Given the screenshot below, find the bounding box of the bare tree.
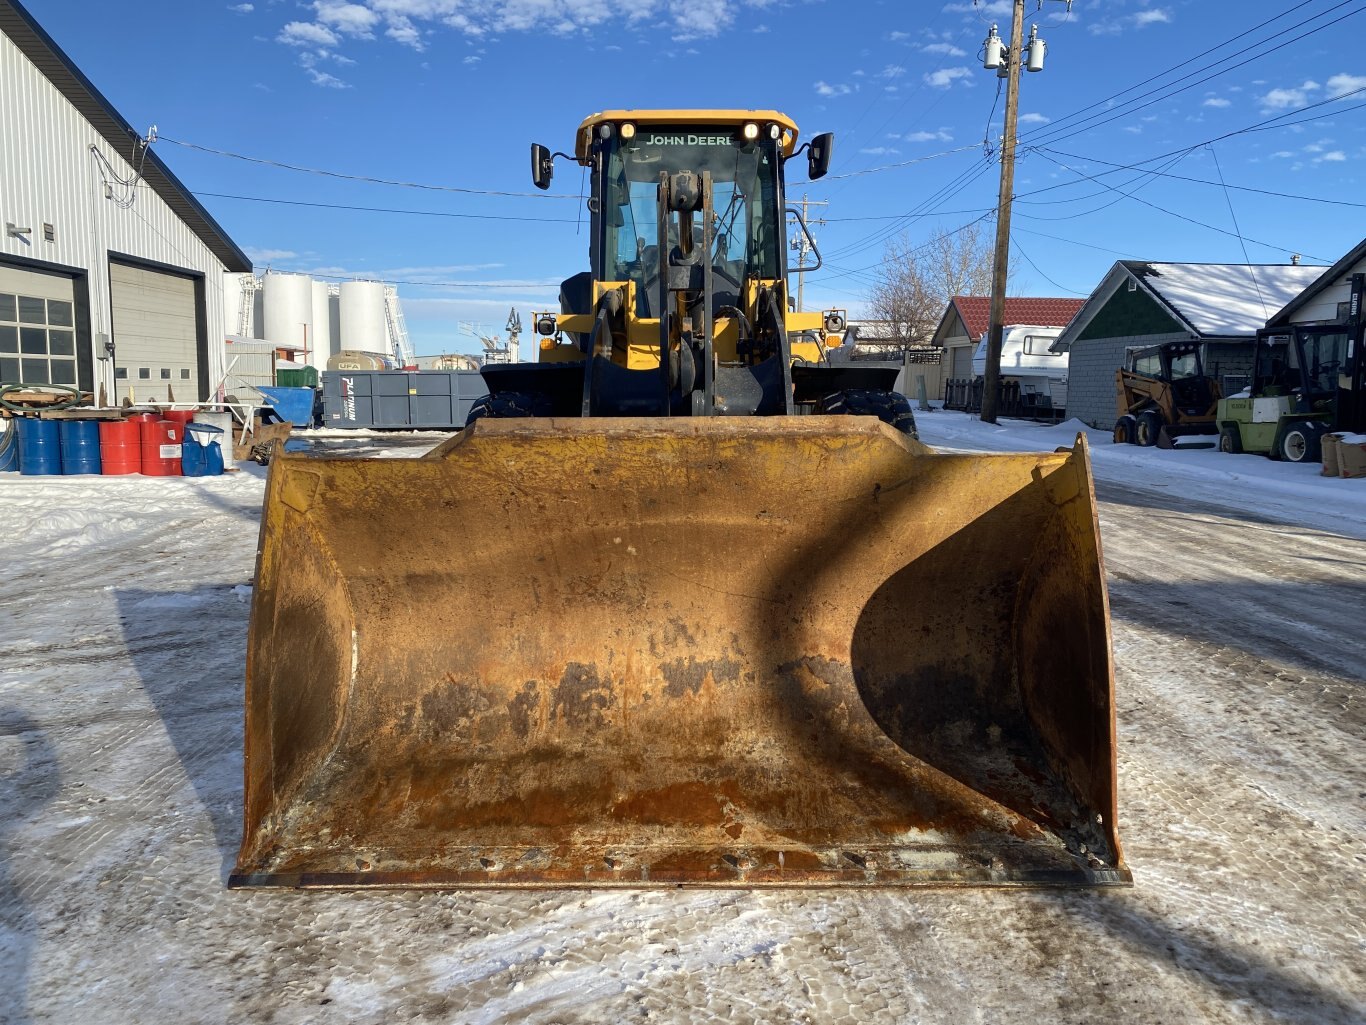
[867,223,995,345]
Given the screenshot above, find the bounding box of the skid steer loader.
[232,111,1128,889]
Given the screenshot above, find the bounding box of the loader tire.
[820,389,919,439]
[465,391,553,426]
[1218,426,1242,454]
[1113,415,1137,444]
[1135,410,1163,447]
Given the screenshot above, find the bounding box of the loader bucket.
[232,418,1128,889]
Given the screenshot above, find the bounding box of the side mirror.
[531,143,553,190]
[807,132,834,181]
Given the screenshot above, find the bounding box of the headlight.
[620,122,636,140]
[768,124,781,140]
[742,122,759,141]
[824,312,846,333]
[536,314,557,336]
[597,123,612,139]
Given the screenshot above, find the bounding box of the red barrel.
[161,409,195,429]
[140,419,182,476]
[98,419,141,475]
[126,412,158,423]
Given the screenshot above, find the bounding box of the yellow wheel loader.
[233,111,1129,889]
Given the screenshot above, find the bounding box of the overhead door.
[951,343,974,379]
[110,262,199,403]
[0,264,78,389]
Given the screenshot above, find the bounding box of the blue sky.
[22,0,1366,356]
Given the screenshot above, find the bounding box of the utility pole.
[979,1,1064,423]
[789,194,827,311]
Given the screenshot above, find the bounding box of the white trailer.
[972,325,1069,409]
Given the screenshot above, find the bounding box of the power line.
[1012,87,1366,206]
[820,158,996,261]
[306,271,562,290]
[1014,149,1196,222]
[1012,225,1139,259]
[1207,144,1270,320]
[1023,2,1366,148]
[1034,147,1366,208]
[191,190,579,223]
[156,135,583,200]
[1029,149,1332,260]
[813,143,980,182]
[1009,234,1088,296]
[1018,0,1335,143]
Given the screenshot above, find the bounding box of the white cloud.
[1325,73,1366,99]
[922,42,966,56]
[244,247,298,262]
[924,67,971,88]
[306,68,349,88]
[814,80,852,97]
[946,1,1010,14]
[904,128,953,142]
[277,21,339,47]
[313,1,379,37]
[463,55,480,65]
[1318,150,1347,161]
[1260,80,1320,110]
[889,30,910,41]
[298,49,353,69]
[272,0,780,66]
[1202,98,1231,108]
[879,64,906,79]
[859,147,900,155]
[1134,9,1171,27]
[228,3,254,13]
[1270,150,1295,158]
[1019,112,1049,124]
[386,18,423,49]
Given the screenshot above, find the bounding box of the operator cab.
[600,125,782,316]
[532,112,832,319]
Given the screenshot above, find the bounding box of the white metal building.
[0,0,251,404]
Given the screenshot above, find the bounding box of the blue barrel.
[59,420,103,475]
[0,419,17,472]
[17,417,61,475]
[182,422,225,477]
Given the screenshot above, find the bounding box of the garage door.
[0,264,78,389]
[951,344,974,379]
[110,262,199,403]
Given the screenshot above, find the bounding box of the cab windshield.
[1290,329,1348,393]
[601,127,782,301]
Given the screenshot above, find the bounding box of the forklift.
[1216,272,1366,463]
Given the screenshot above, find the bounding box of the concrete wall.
[0,29,231,401]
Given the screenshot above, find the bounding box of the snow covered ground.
[917,409,1366,541]
[1,414,1362,1024]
